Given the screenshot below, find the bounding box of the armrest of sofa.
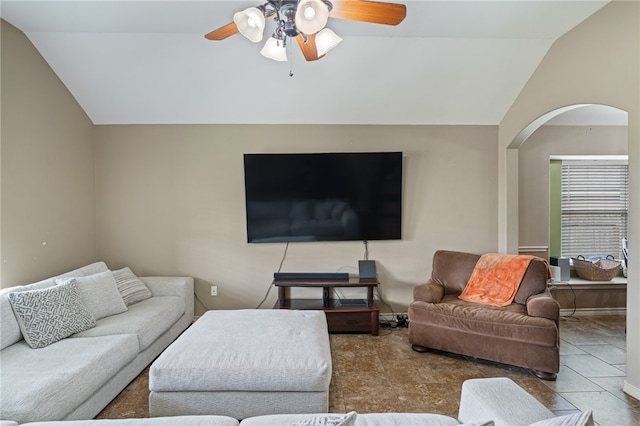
[458,377,556,426]
[140,276,195,322]
[413,281,444,303]
[526,290,560,324]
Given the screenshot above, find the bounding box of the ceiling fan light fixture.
[260,37,288,62]
[315,28,342,57]
[205,0,406,62]
[233,7,266,42]
[295,0,330,35]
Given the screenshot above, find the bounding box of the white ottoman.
[149,309,332,420]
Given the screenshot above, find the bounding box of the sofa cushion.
[73,295,185,351]
[0,286,26,350]
[431,250,481,294]
[529,410,593,426]
[291,200,312,219]
[56,271,128,320]
[430,251,547,305]
[411,295,558,347]
[289,412,356,426]
[8,281,96,349]
[20,416,240,426]
[514,258,549,305]
[113,267,152,306]
[240,413,461,426]
[0,262,108,350]
[23,261,110,292]
[0,334,138,423]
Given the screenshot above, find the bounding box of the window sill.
[550,276,627,290]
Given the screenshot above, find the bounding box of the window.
[559,157,628,260]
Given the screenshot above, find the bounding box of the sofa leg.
[532,370,557,381]
[411,344,431,353]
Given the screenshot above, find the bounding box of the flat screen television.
[243,152,403,243]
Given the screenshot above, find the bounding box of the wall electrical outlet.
[210,285,218,297]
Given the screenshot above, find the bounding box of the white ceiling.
[2,0,625,126]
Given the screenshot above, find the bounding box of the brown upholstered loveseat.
[408,250,560,380]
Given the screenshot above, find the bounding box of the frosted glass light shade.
[316,28,342,56]
[233,7,266,42]
[295,0,329,35]
[260,37,288,61]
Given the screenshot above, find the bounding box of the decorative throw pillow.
[56,270,127,320]
[8,281,96,349]
[529,410,593,426]
[112,267,152,306]
[288,412,357,426]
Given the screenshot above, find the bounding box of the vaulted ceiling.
[2,1,619,125]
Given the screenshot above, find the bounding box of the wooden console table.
[273,277,380,335]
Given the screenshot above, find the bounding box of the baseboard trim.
[560,307,626,317]
[623,380,640,400]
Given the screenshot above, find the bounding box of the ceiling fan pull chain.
[289,44,295,77]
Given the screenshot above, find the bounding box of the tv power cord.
[379,314,409,329]
[396,314,409,328]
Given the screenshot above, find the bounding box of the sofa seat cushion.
[410,295,558,347]
[73,296,185,351]
[0,335,138,423]
[20,416,240,426]
[240,413,461,426]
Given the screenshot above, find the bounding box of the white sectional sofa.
[0,262,194,424]
[0,378,593,426]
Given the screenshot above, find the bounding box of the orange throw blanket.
[458,253,548,307]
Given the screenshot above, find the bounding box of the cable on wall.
[359,239,404,329]
[560,281,579,321]
[256,242,289,309]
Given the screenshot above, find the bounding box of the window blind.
[560,160,628,259]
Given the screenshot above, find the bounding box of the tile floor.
[98,315,639,425]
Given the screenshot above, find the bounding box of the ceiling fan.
[204,0,406,62]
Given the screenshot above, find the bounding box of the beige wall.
[499,1,640,399]
[519,125,628,248]
[93,124,498,314]
[0,16,499,314]
[0,20,96,287]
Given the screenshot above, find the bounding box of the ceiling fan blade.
[204,22,239,40]
[330,0,406,26]
[296,34,322,61]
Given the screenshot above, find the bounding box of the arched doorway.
[506,104,638,404]
[516,104,628,262]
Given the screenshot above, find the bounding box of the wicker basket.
[572,255,621,281]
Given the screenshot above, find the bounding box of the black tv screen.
[244,152,403,243]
